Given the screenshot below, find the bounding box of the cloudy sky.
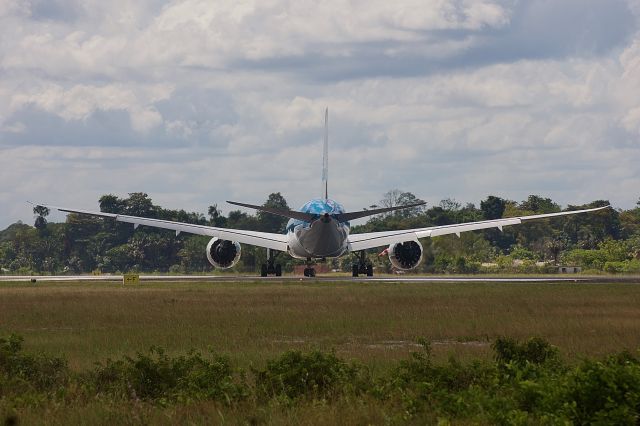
[1,0,639,228]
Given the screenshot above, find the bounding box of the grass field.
[3,278,640,425]
[2,278,640,370]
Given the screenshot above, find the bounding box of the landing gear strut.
[352,251,373,277]
[260,249,282,277]
[303,258,316,277]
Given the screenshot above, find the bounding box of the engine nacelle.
[388,240,423,270]
[206,238,241,269]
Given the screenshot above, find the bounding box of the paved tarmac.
[0,274,616,283]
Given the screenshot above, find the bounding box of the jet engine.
[388,240,423,270]
[206,238,241,269]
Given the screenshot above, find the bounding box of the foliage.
[508,246,538,261]
[563,239,635,271]
[87,346,246,404]
[5,333,640,424]
[253,350,364,401]
[561,353,640,424]
[0,334,69,394]
[257,192,290,233]
[492,336,560,366]
[480,195,506,220]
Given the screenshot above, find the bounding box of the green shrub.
[253,350,364,401]
[510,246,538,261]
[88,346,246,404]
[4,333,640,424]
[382,339,495,419]
[561,353,640,424]
[0,334,69,393]
[603,259,640,273]
[492,336,559,366]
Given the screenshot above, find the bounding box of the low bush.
[253,349,365,401]
[492,336,560,366]
[0,334,69,394]
[603,259,640,273]
[87,346,246,404]
[561,352,640,424]
[3,334,640,424]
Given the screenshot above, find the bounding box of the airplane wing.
[347,206,610,252]
[38,204,289,252]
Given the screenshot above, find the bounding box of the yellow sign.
[123,274,140,285]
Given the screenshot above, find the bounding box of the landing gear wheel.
[303,267,316,277]
[261,249,282,277]
[352,264,359,277]
[353,251,374,278]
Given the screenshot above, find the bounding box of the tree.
[380,189,403,210]
[620,208,640,238]
[227,210,259,231]
[379,189,426,218]
[562,200,620,248]
[439,198,461,212]
[481,196,514,251]
[99,194,125,214]
[124,193,156,217]
[396,192,426,218]
[33,205,50,234]
[178,235,210,272]
[480,196,506,220]
[257,192,290,233]
[518,195,560,214]
[208,204,227,227]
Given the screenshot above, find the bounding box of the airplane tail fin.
[322,107,328,200]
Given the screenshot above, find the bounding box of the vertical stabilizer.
[322,107,329,200]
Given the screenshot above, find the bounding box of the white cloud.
[6,83,172,133]
[1,0,640,228]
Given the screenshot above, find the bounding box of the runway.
[0,274,623,283]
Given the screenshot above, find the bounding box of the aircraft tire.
[366,264,373,277]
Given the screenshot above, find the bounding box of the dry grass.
[1,279,640,370]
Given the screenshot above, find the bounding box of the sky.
[1,0,640,229]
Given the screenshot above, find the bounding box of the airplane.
[36,108,610,277]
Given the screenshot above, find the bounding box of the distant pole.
[322,107,329,200]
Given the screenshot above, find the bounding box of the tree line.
[1,191,639,274]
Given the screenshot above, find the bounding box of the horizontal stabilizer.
[226,201,316,222]
[335,202,427,222]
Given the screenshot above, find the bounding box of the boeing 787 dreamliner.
[37,109,609,277]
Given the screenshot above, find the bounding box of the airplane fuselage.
[286,198,350,259]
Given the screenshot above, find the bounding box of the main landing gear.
[352,251,373,277]
[303,258,316,277]
[260,249,282,277]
